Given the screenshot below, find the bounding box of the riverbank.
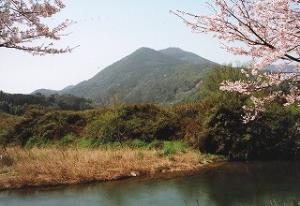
[0,147,223,191]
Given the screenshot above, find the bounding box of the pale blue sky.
[0,0,245,94]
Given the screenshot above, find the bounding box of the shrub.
[0,129,8,145]
[25,136,49,148]
[86,110,121,144]
[76,138,94,148]
[86,104,181,144]
[109,141,123,149]
[160,141,188,156]
[160,142,177,156]
[204,96,245,158]
[117,104,181,142]
[147,140,162,149]
[204,101,300,160]
[131,139,147,148]
[59,134,77,146]
[244,104,300,160]
[8,111,87,146]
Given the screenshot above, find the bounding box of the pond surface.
[1,162,300,206]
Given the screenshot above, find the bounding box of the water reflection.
[1,162,300,206]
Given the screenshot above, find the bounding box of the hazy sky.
[0,0,245,94]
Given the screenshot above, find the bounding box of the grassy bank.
[0,147,222,190]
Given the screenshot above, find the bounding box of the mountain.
[0,91,92,115]
[159,47,216,65]
[61,85,75,93]
[33,47,217,104]
[33,89,58,96]
[267,65,297,72]
[33,85,74,96]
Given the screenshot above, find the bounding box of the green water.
[1,162,300,206]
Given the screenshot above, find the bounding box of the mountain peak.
[33,47,217,103]
[133,47,157,54]
[161,47,184,52]
[121,47,184,67]
[127,47,162,60]
[159,47,215,65]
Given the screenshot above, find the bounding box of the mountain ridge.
[33,47,217,103]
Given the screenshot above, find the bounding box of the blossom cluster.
[0,0,71,55]
[173,0,300,123]
[173,0,300,69]
[220,69,300,123]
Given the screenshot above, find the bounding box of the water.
[1,162,300,206]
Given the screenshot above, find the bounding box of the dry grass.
[0,113,23,130]
[0,147,219,190]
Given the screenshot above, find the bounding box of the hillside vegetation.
[2,65,300,161]
[34,47,217,104]
[0,91,92,115]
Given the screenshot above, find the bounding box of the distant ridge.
[159,47,215,65]
[33,47,217,103]
[33,85,75,96]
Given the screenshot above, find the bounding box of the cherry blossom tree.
[173,0,300,69]
[220,68,300,123]
[173,0,300,123]
[0,0,72,55]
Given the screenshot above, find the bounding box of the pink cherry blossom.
[174,0,300,123]
[173,0,300,69]
[0,0,72,55]
[220,69,300,123]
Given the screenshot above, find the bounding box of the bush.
[0,129,8,145]
[86,104,181,144]
[131,139,147,148]
[173,103,204,146]
[118,104,181,141]
[245,105,300,160]
[160,142,177,156]
[25,136,49,148]
[147,140,162,149]
[86,110,121,144]
[8,111,87,146]
[160,141,187,156]
[204,101,300,160]
[59,134,77,146]
[76,138,94,148]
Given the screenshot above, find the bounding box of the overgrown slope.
[34,47,217,104]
